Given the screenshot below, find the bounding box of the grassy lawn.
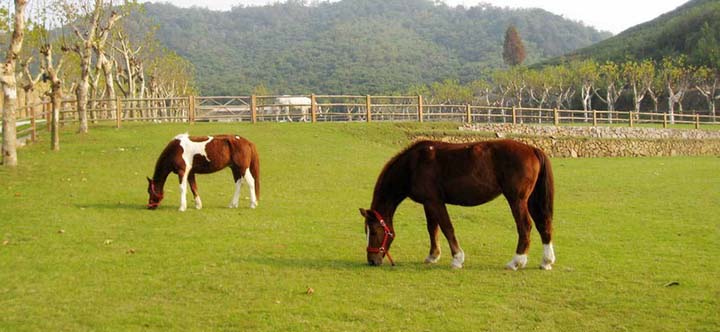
[1,122,718,331]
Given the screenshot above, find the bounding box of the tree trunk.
[50,83,62,151]
[1,0,28,167]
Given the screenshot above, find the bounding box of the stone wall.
[412,124,720,158]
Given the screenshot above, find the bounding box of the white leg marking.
[541,243,556,270]
[178,180,187,212]
[506,254,528,271]
[194,195,202,210]
[451,251,465,269]
[229,179,242,208]
[424,253,441,264]
[244,168,257,209]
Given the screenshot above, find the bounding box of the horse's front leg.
[425,202,464,269]
[423,205,441,264]
[188,173,202,210]
[178,168,190,212]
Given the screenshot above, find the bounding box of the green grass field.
[1,122,718,331]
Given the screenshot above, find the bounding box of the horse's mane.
[372,140,433,205]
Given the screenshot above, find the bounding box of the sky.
[147,0,690,34]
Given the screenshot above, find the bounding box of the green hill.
[137,0,610,95]
[551,0,720,66]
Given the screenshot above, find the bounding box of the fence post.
[311,94,317,123]
[512,106,517,124]
[663,114,668,128]
[553,108,559,126]
[695,114,700,129]
[366,95,372,123]
[592,110,597,126]
[188,95,195,123]
[466,104,472,123]
[417,95,424,123]
[116,96,122,128]
[251,95,257,124]
[629,112,634,127]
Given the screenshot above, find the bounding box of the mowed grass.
[1,122,718,331]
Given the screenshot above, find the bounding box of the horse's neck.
[371,155,409,224]
[152,162,173,192]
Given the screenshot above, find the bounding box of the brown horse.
[147,133,260,211]
[360,139,555,270]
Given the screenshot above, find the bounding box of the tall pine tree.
[503,25,526,67]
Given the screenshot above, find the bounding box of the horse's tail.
[529,148,554,244]
[250,142,260,200]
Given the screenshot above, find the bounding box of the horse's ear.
[147,177,152,183]
[359,208,369,218]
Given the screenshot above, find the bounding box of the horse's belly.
[443,182,501,206]
[445,190,500,206]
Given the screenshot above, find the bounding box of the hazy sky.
[148,0,690,34]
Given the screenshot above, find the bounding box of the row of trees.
[1,0,198,166]
[408,57,719,122]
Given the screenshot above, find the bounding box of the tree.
[661,56,693,123]
[1,0,29,167]
[694,66,718,117]
[594,61,625,122]
[502,25,526,67]
[622,60,655,112]
[573,60,599,121]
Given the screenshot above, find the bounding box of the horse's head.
[146,177,164,209]
[360,208,395,266]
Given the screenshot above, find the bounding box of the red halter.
[366,210,395,266]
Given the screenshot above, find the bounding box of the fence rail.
[3,94,719,147]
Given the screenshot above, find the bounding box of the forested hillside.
[137,0,610,95]
[552,0,719,66]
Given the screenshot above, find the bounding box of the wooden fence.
[4,94,720,146]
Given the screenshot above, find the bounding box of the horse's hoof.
[424,255,440,264]
[451,251,465,269]
[506,254,528,271]
[250,202,258,209]
[228,203,238,208]
[178,207,186,212]
[539,263,553,270]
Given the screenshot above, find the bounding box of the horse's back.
[406,140,543,206]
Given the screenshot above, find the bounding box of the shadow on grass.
[75,203,148,211]
[239,255,504,272]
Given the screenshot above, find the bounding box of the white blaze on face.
[365,224,370,248]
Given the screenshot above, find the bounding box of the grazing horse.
[360,139,555,270]
[147,133,260,211]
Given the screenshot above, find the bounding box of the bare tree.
[695,66,718,117]
[1,0,28,167]
[39,44,66,151]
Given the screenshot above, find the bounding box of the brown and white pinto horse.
[360,139,555,270]
[147,133,260,211]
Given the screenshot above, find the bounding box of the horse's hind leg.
[529,200,555,270]
[188,173,202,210]
[243,167,258,209]
[423,206,442,264]
[425,202,464,268]
[506,198,532,270]
[228,167,243,208]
